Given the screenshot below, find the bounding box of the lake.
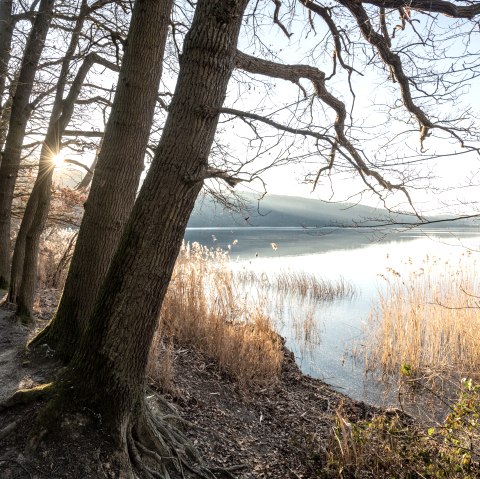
[184,226,480,410]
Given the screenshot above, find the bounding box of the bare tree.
[1,0,479,477]
[31,0,174,349]
[0,0,53,289]
[7,0,120,317]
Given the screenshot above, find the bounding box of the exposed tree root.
[0,420,19,440]
[126,395,221,479]
[0,384,243,479]
[0,383,54,412]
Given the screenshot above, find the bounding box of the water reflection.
[185,226,480,411]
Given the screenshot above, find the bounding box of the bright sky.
[54,3,480,218]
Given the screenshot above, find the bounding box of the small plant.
[323,380,480,478]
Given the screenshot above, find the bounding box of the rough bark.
[0,0,54,289]
[0,0,14,123]
[38,0,249,475]
[9,51,118,315]
[0,72,16,152]
[32,0,173,356]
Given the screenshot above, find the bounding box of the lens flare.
[51,151,65,168]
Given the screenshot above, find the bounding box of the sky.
[54,2,480,218]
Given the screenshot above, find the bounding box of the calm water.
[184,226,480,408]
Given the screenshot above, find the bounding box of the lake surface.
[184,226,480,409]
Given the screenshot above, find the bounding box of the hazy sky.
[54,3,480,217]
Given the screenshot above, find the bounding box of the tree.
[24,1,249,476]
[3,0,480,477]
[31,0,174,354]
[7,0,120,317]
[0,0,14,121]
[0,0,54,289]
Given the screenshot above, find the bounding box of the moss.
[0,382,55,412]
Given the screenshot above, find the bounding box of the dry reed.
[159,242,283,387]
[366,251,480,379]
[234,269,354,302]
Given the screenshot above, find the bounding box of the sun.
[51,150,66,168]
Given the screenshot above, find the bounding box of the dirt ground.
[0,295,377,479]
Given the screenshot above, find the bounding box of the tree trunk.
[9,49,117,315]
[75,138,102,191]
[32,0,173,356]
[0,72,16,152]
[0,0,14,124]
[41,0,249,474]
[0,0,54,289]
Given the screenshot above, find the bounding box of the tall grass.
[157,242,283,387]
[153,242,355,388]
[234,269,354,302]
[366,251,480,379]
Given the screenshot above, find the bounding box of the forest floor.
[0,290,379,478]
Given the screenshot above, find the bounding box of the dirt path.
[0,300,56,404]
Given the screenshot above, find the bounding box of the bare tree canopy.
[0,0,479,477]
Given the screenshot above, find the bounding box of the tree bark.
[0,73,15,153]
[0,0,14,124]
[75,138,102,191]
[8,50,118,316]
[43,0,249,472]
[0,0,54,289]
[32,0,173,356]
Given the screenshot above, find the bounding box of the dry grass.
[366,251,480,379]
[234,268,354,302]
[38,227,77,289]
[158,242,284,387]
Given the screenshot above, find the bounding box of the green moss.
[1,382,55,411]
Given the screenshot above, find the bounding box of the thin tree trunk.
[0,74,15,153]
[9,50,118,315]
[0,0,14,122]
[75,138,102,191]
[0,0,54,289]
[32,0,173,356]
[42,1,249,472]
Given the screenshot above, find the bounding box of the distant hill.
[188,193,427,228]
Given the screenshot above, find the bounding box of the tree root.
[0,459,33,478]
[0,383,54,412]
[1,383,244,478]
[125,394,237,479]
[0,420,19,440]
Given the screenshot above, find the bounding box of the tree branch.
[235,50,422,216]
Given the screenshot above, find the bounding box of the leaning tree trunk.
[38,0,249,475]
[0,0,54,289]
[0,72,16,152]
[32,0,173,356]
[75,138,101,190]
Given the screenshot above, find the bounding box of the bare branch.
[235,50,422,216]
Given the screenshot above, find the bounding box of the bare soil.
[0,295,377,478]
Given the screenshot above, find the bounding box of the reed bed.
[366,251,480,379]
[157,242,283,387]
[150,242,355,388]
[234,269,354,302]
